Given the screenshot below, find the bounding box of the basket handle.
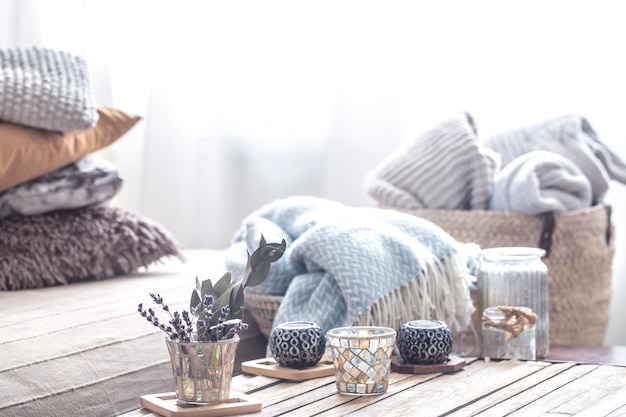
[539,205,613,258]
[539,212,555,257]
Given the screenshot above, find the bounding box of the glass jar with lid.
[478,247,549,358]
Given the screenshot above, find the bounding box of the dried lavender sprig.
[151,293,173,316]
[224,321,248,339]
[138,303,181,340]
[218,306,230,324]
[139,294,249,342]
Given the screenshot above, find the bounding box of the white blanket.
[489,151,593,214]
[484,114,626,204]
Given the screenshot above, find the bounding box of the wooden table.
[124,355,626,417]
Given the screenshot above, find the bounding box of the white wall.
[1,0,624,345]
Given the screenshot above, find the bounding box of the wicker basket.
[244,292,284,338]
[386,204,615,346]
[245,205,615,346]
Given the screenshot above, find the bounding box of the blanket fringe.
[353,251,475,334]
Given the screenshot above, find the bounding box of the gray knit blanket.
[485,114,626,205]
[364,113,500,210]
[489,150,593,214]
[227,196,475,333]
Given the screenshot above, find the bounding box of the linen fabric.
[364,113,501,210]
[0,47,98,132]
[484,114,626,204]
[489,151,593,215]
[0,205,183,290]
[0,154,123,218]
[226,196,475,334]
[0,105,140,192]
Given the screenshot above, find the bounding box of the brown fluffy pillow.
[0,206,184,290]
[0,105,140,192]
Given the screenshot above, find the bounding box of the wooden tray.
[391,355,466,374]
[140,391,261,417]
[241,357,335,381]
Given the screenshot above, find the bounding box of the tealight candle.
[269,321,325,368]
[397,320,453,365]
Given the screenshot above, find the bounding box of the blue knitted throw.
[226,196,475,333]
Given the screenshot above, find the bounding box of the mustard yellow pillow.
[0,106,140,192]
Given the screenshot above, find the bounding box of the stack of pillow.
[0,47,182,290]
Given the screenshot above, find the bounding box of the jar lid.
[481,247,546,262]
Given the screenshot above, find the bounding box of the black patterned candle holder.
[397,320,453,365]
[269,321,326,368]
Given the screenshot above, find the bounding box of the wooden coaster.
[140,391,261,417]
[241,357,335,381]
[391,355,466,374]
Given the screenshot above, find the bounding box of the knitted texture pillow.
[0,154,123,218]
[0,206,184,290]
[0,105,140,192]
[0,47,98,132]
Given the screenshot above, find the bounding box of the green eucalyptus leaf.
[184,236,287,335]
[210,290,233,326]
[228,308,243,319]
[241,240,285,288]
[244,262,271,288]
[200,278,213,300]
[229,286,245,319]
[230,307,243,321]
[258,242,286,263]
[190,290,201,316]
[249,248,262,270]
[213,272,232,298]
[230,285,244,310]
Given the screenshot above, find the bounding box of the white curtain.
[2,0,625,344]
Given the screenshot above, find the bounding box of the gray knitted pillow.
[0,154,123,218]
[0,47,98,132]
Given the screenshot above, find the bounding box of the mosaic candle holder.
[397,320,452,365]
[165,335,239,404]
[326,326,396,395]
[269,321,326,368]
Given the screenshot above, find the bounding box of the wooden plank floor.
[122,357,626,416]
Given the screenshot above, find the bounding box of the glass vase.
[165,334,239,404]
[478,247,549,358]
